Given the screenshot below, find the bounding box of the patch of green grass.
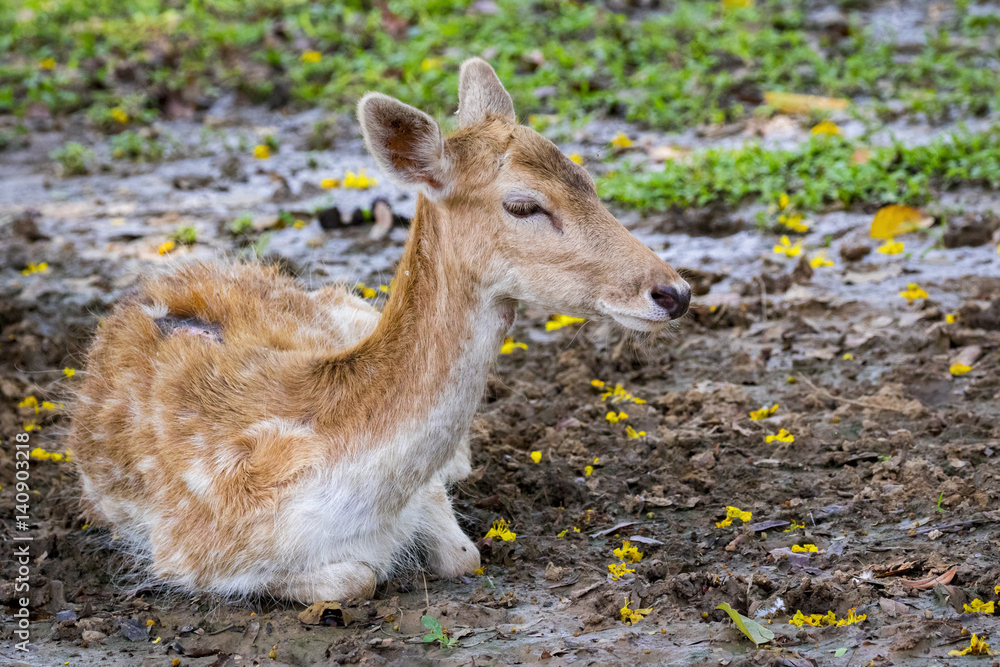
[50,141,95,176]
[170,225,197,246]
[229,213,254,236]
[598,125,1000,212]
[1,1,998,130]
[110,130,164,161]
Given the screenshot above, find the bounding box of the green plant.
[50,141,95,176]
[171,225,197,246]
[599,126,1000,213]
[2,1,997,130]
[230,213,254,236]
[111,131,164,161]
[421,615,457,648]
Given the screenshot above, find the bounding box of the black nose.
[650,284,691,319]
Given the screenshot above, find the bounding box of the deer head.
[358,58,690,332]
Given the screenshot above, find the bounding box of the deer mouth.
[597,302,671,333]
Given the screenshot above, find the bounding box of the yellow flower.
[789,610,838,627]
[293,219,306,230]
[40,58,56,70]
[606,411,628,423]
[600,382,646,404]
[591,379,606,388]
[614,541,644,563]
[722,0,753,8]
[610,132,632,149]
[625,425,646,439]
[545,314,586,331]
[995,585,1000,595]
[110,107,129,124]
[779,214,809,234]
[473,566,485,575]
[63,367,75,378]
[899,282,928,302]
[963,599,995,614]
[320,178,340,189]
[809,252,834,268]
[19,396,39,414]
[420,57,442,72]
[876,239,904,255]
[343,170,377,189]
[608,562,636,581]
[749,404,778,421]
[252,145,271,160]
[810,120,841,136]
[301,50,322,63]
[568,153,584,164]
[30,447,67,462]
[945,313,956,324]
[765,428,794,444]
[484,518,516,542]
[584,465,594,477]
[530,451,542,464]
[950,363,972,376]
[870,205,931,240]
[782,520,805,532]
[949,633,995,657]
[773,235,802,257]
[379,284,390,293]
[716,506,752,528]
[791,544,818,553]
[557,529,568,538]
[778,193,789,210]
[21,262,49,276]
[500,337,528,354]
[158,241,175,255]
[24,421,39,432]
[41,401,56,411]
[842,353,854,361]
[620,596,652,624]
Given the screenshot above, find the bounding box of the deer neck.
[302,194,512,496]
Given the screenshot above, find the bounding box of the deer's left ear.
[358,92,451,196]
[458,58,515,127]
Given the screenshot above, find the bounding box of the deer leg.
[437,433,472,484]
[419,479,480,577]
[282,561,376,603]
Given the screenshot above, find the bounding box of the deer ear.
[457,58,515,128]
[358,92,451,195]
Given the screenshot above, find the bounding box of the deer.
[69,59,691,603]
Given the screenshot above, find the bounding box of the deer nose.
[650,283,691,320]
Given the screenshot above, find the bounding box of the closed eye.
[503,200,545,218]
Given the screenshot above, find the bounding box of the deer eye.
[503,200,544,219]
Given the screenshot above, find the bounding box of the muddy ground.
[3,60,1000,667]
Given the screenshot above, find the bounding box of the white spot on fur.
[140,302,168,319]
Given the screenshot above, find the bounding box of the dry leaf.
[870,205,934,240]
[902,566,957,590]
[298,601,352,626]
[763,92,850,114]
[647,144,691,162]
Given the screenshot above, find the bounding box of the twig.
[798,376,906,412]
[423,572,430,611]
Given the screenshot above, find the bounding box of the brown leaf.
[298,601,352,626]
[901,566,957,590]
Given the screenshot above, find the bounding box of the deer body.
[71,60,690,601]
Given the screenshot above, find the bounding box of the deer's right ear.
[358,92,450,197]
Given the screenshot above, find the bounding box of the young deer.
[70,59,690,602]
